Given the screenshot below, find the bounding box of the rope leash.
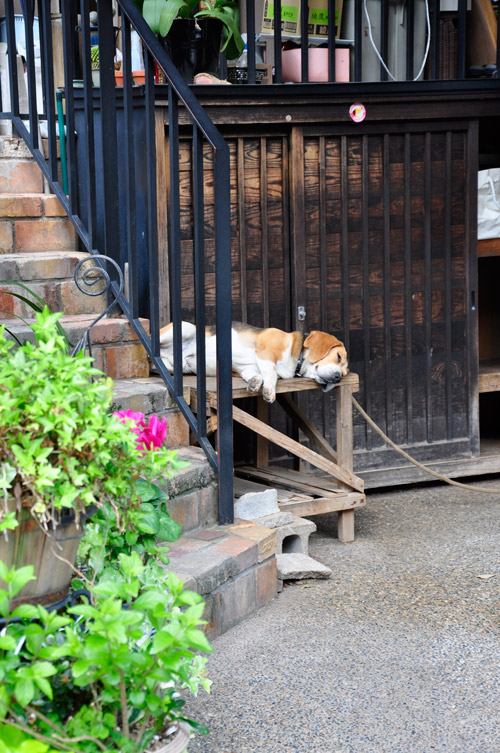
[351,396,500,495]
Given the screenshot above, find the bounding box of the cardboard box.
[261,0,343,39]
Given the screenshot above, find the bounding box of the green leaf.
[158,0,189,35]
[143,0,168,32]
[15,678,35,706]
[184,628,213,653]
[0,635,16,651]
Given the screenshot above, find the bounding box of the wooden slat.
[479,360,500,392]
[278,492,366,517]
[239,465,345,494]
[478,238,500,257]
[276,393,338,463]
[232,405,364,492]
[233,476,314,503]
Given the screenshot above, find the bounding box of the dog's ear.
[303,331,344,363]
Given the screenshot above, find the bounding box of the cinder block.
[273,516,317,556]
[276,553,331,580]
[15,219,76,252]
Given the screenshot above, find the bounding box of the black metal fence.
[0,0,235,523]
[226,0,499,84]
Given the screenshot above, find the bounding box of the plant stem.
[2,718,78,753]
[24,707,110,752]
[119,670,130,738]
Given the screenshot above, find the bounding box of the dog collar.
[295,332,310,376]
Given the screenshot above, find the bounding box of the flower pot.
[0,501,95,607]
[161,18,223,85]
[133,69,146,85]
[115,70,124,86]
[91,69,100,87]
[146,721,190,753]
[281,47,350,82]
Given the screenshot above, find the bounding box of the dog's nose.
[332,372,341,383]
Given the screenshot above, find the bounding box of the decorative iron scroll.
[70,255,124,358]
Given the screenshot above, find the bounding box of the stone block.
[209,533,258,574]
[218,569,257,634]
[256,557,278,608]
[170,549,238,595]
[59,281,106,315]
[166,489,200,533]
[202,591,221,640]
[199,483,218,528]
[15,218,76,252]
[0,160,43,193]
[105,344,149,379]
[276,553,332,580]
[234,488,279,520]
[229,521,277,563]
[44,195,66,216]
[0,194,42,217]
[256,512,295,528]
[0,222,13,253]
[164,410,190,448]
[0,137,33,158]
[274,516,317,556]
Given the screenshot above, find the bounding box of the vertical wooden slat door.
[294,121,479,473]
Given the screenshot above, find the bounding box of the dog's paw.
[246,375,263,394]
[262,387,276,404]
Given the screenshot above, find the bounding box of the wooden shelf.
[478,238,500,257]
[479,359,500,392]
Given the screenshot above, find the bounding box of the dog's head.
[303,331,349,392]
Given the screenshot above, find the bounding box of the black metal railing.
[0,0,234,523]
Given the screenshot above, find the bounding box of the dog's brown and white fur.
[159,322,348,403]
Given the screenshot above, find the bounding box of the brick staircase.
[0,135,279,637]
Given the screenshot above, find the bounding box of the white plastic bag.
[478,168,500,240]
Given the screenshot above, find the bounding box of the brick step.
[0,194,76,254]
[1,314,150,380]
[0,252,103,316]
[166,517,278,639]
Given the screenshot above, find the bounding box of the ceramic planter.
[115,70,124,86]
[149,721,190,753]
[133,69,146,85]
[161,18,223,84]
[0,501,95,607]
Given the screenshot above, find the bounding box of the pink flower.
[113,410,167,452]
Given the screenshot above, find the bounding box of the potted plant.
[0,556,212,752]
[137,0,244,83]
[91,45,100,86]
[0,309,182,606]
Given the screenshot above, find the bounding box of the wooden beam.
[232,405,364,492]
[277,393,338,463]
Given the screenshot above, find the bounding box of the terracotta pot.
[148,721,190,753]
[133,69,146,85]
[115,70,124,86]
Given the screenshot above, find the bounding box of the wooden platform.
[184,373,365,542]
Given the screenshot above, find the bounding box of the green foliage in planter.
[135,0,244,59]
[91,45,100,69]
[0,559,212,753]
[0,308,181,532]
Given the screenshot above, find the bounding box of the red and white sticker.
[349,103,366,123]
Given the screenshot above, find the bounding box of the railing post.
[214,143,234,524]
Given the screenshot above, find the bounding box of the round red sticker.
[349,103,366,123]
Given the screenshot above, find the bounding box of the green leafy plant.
[0,308,182,533]
[91,45,100,70]
[136,0,244,59]
[0,560,212,753]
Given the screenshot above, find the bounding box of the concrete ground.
[185,478,500,753]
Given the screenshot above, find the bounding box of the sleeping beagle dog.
[159,321,348,404]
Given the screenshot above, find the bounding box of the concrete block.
[276,553,332,580]
[234,488,279,520]
[274,516,316,556]
[256,511,295,528]
[218,569,257,634]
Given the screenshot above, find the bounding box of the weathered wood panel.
[160,119,478,475]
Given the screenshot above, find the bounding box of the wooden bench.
[184,372,365,542]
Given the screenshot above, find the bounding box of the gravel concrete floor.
[185,478,500,753]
